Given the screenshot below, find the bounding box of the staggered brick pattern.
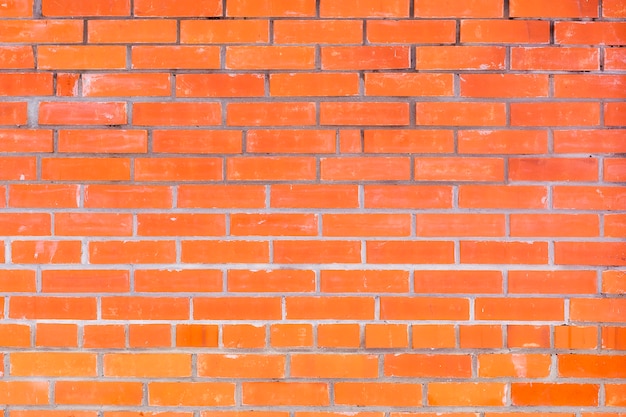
[1,0,626,415]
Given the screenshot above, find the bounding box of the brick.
[42,0,130,16]
[227,46,315,70]
[323,214,411,237]
[58,129,147,153]
[10,352,95,376]
[182,20,269,43]
[367,20,455,43]
[132,46,221,69]
[555,326,598,350]
[0,46,34,68]
[367,241,455,264]
[129,324,171,348]
[223,325,266,349]
[228,269,315,292]
[460,325,502,348]
[413,325,456,349]
[414,270,503,294]
[415,157,504,181]
[56,212,132,236]
[153,130,241,154]
[227,0,315,17]
[475,298,564,321]
[149,382,234,406]
[365,324,409,348]
[42,269,129,293]
[512,383,599,406]
[459,185,547,209]
[0,381,48,405]
[318,324,361,348]
[416,46,506,70]
[321,157,411,181]
[478,354,551,378]
[321,270,409,293]
[322,46,410,70]
[12,240,81,264]
[602,270,626,294]
[84,185,172,209]
[571,298,626,323]
[292,354,378,378]
[428,383,506,406]
[55,381,143,405]
[134,102,221,126]
[286,296,375,320]
[194,297,281,320]
[463,20,549,43]
[228,157,316,181]
[88,20,176,43]
[10,296,96,320]
[415,0,503,17]
[365,185,452,209]
[135,157,222,181]
[134,0,222,16]
[380,297,469,320]
[511,47,599,71]
[0,102,28,125]
[366,73,454,97]
[335,383,422,407]
[135,269,222,293]
[323,102,410,126]
[83,325,125,349]
[182,240,270,263]
[227,102,316,126]
[0,0,32,16]
[606,102,626,126]
[198,354,285,378]
[417,102,507,126]
[385,354,471,378]
[243,382,328,406]
[508,325,551,349]
[137,214,225,236]
[176,324,219,347]
[9,184,79,208]
[0,20,84,42]
[555,22,626,45]
[40,102,127,126]
[101,297,188,320]
[555,75,626,99]
[364,129,453,153]
[178,185,264,208]
[271,73,359,97]
[556,242,626,266]
[0,73,53,96]
[510,0,598,17]
[104,353,191,377]
[508,270,597,294]
[0,270,36,292]
[605,47,626,70]
[247,130,336,153]
[83,73,170,97]
[38,46,126,70]
[270,324,313,347]
[274,20,362,44]
[90,241,176,264]
[461,74,548,98]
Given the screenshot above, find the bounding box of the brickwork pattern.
[0,0,626,415]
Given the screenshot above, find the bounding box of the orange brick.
[416,102,506,126]
[508,325,551,348]
[0,0,32,17]
[555,325,598,350]
[323,214,411,237]
[0,270,36,292]
[413,325,456,349]
[182,20,269,43]
[85,185,172,209]
[227,0,316,17]
[228,102,316,126]
[511,214,599,238]
[511,0,598,17]
[36,323,78,347]
[367,20,455,43]
[322,46,410,70]
[129,324,171,348]
[38,46,126,70]
[178,185,264,208]
[556,242,626,266]
[416,46,506,70]
[10,296,96,320]
[12,240,81,264]
[320,270,409,293]
[603,270,626,294]
[90,241,176,264]
[83,325,125,349]
[381,297,469,320]
[269,324,313,348]
[178,74,264,98]
[104,353,191,378]
[415,0,503,17]
[149,382,235,406]
[223,325,266,349]
[414,270,503,294]
[176,324,219,347]
[0,325,26,348]
[227,46,315,70]
[0,73,53,96]
[55,213,133,237]
[101,297,188,320]
[428,383,506,406]
[512,383,599,406]
[274,20,362,44]
[198,354,285,378]
[88,20,176,43]
[291,354,378,378]
[559,354,626,378]
[335,383,422,407]
[478,354,552,378]
[320,0,409,17]
[0,46,34,69]
[132,46,221,69]
[365,324,408,348]
[461,20,550,43]
[182,240,270,264]
[286,297,374,320]
[55,381,143,406]
[512,47,599,71]
[602,327,626,350]
[0,129,53,153]
[134,0,222,16]
[194,297,281,320]
[460,325,503,349]
[10,352,96,377]
[271,73,358,97]
[318,324,361,348]
[243,382,328,406]
[365,185,453,209]
[321,157,411,181]
[135,269,221,293]
[385,354,471,377]
[0,381,48,405]
[42,0,130,16]
[364,129,454,153]
[508,270,597,294]
[0,102,28,125]
[228,270,315,293]
[475,298,563,321]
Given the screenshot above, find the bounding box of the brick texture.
[0,0,625,414]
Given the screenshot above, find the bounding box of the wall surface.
[1,0,626,416]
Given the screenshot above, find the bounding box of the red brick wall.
[1,0,626,415]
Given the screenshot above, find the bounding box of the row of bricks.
[0,379,624,407]
[0,239,625,265]
[2,102,626,127]
[2,352,626,379]
[4,45,626,71]
[2,20,626,45]
[3,46,626,71]
[0,184,624,210]
[2,0,625,19]
[1,156,625,183]
[1,129,625,155]
[1,296,624,321]
[0,212,625,237]
[4,73,626,98]
[2,413,626,417]
[1,322,624,349]
[0,269,621,295]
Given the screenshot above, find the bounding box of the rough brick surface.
[0,0,625,414]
